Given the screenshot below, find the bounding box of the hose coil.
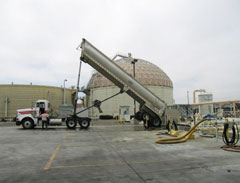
[222,122,239,146]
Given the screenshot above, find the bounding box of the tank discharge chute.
[80,38,166,127]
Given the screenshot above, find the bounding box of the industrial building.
[0,84,74,120]
[86,57,174,118]
[192,100,240,118]
[165,90,240,122]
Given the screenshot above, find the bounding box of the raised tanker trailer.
[79,39,166,127]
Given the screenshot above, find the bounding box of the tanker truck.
[79,39,167,127]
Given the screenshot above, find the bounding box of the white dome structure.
[87,57,174,117]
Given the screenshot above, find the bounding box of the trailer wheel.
[66,118,77,129]
[79,119,90,129]
[134,111,142,121]
[22,118,34,129]
[153,118,162,127]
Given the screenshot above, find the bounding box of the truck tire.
[134,111,142,121]
[79,119,90,129]
[22,118,34,129]
[152,118,162,127]
[66,118,77,129]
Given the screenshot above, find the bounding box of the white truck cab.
[16,100,50,129]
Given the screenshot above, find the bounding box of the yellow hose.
[156,118,210,144]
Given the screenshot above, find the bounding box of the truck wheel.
[22,118,34,129]
[152,118,162,127]
[134,111,142,121]
[66,118,77,129]
[79,119,90,129]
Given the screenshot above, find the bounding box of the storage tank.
[198,93,213,115]
[0,84,74,119]
[86,57,174,118]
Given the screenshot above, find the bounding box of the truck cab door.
[37,102,46,115]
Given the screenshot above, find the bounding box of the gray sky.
[0,0,240,104]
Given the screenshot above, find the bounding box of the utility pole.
[63,79,67,104]
[131,59,138,115]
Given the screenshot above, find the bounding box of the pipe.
[192,100,240,106]
[73,60,82,115]
[193,89,206,104]
[5,97,8,118]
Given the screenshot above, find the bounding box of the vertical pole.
[63,81,66,104]
[5,97,8,118]
[63,79,67,104]
[133,62,136,115]
[193,91,196,104]
[74,60,82,115]
[215,121,218,142]
[233,102,236,118]
[131,59,138,116]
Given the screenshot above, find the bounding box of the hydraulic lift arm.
[75,90,124,115]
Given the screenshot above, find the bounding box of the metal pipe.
[192,100,240,106]
[5,97,8,117]
[131,59,138,115]
[193,89,206,104]
[74,60,82,115]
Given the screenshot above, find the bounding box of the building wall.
[0,84,73,118]
[88,85,173,117]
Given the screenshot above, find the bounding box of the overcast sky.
[0,0,239,104]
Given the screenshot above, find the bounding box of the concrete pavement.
[0,121,240,183]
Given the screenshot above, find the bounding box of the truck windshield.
[37,102,45,108]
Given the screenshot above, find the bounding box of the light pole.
[131,59,138,115]
[63,79,67,104]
